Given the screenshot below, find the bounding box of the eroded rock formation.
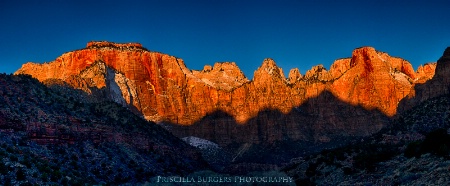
[16,42,439,146]
[191,62,249,91]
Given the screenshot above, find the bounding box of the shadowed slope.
[398,47,450,113]
[165,89,389,168]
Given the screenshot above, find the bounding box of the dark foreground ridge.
[282,94,450,185]
[0,73,208,185]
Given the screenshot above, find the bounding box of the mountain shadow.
[164,89,390,171]
[163,47,450,173]
[397,47,450,115]
[282,91,450,186]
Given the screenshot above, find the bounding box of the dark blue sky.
[1,0,449,78]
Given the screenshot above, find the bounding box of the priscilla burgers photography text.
[156,176,294,183]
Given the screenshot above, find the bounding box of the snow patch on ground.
[182,136,220,149]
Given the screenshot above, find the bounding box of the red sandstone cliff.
[15,41,439,145]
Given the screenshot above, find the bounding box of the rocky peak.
[330,46,428,117]
[303,65,332,81]
[253,58,286,82]
[202,65,213,72]
[288,68,302,84]
[350,47,416,79]
[443,47,450,57]
[212,62,240,72]
[350,46,377,69]
[435,47,450,80]
[328,58,351,79]
[415,63,437,83]
[192,62,249,91]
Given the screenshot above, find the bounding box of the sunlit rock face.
[17,41,198,124]
[415,63,437,83]
[16,42,438,145]
[288,68,302,84]
[192,62,249,91]
[330,47,416,117]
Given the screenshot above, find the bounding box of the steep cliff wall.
[15,42,438,145]
[398,47,449,113]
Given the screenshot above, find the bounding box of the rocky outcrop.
[415,63,437,83]
[328,58,352,79]
[191,62,249,91]
[398,47,450,113]
[288,68,302,84]
[15,42,439,146]
[432,47,450,87]
[86,41,143,49]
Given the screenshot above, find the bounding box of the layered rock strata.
[16,42,438,145]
